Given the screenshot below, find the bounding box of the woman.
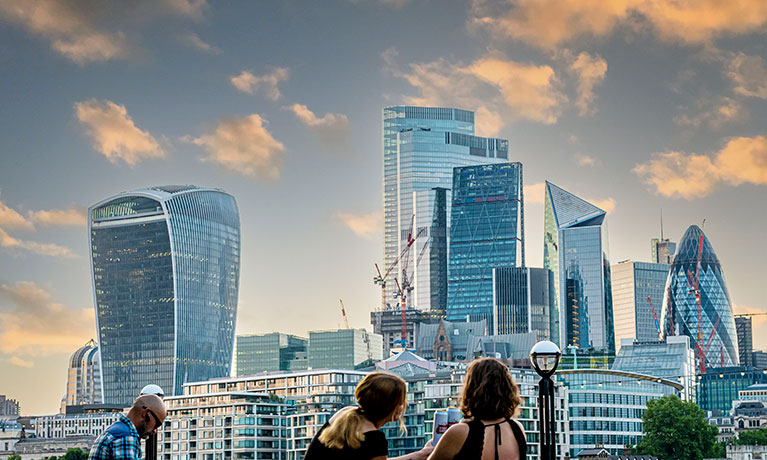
[428,358,526,460]
[305,371,434,460]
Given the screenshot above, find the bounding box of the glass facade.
[543,182,613,353]
[736,317,754,367]
[236,333,308,376]
[611,261,670,348]
[447,163,522,332]
[382,106,507,311]
[660,225,738,369]
[90,186,240,405]
[697,367,767,413]
[493,267,555,340]
[651,238,676,264]
[307,329,383,370]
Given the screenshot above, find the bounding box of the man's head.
[128,394,167,439]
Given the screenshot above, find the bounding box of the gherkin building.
[660,225,738,370]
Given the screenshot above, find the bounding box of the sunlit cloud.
[727,53,767,99]
[179,32,220,54]
[335,211,382,240]
[0,196,34,230]
[634,135,767,199]
[188,114,285,181]
[289,104,350,148]
[592,197,616,214]
[674,97,746,129]
[9,356,34,368]
[469,0,767,49]
[230,68,289,100]
[575,154,598,167]
[569,52,607,116]
[0,228,77,258]
[28,207,87,227]
[523,182,546,204]
[0,282,93,355]
[75,99,165,166]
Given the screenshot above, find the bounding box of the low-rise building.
[415,319,487,361]
[728,444,767,460]
[307,329,383,370]
[0,397,19,417]
[34,411,121,438]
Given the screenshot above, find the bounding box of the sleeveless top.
[453,418,527,460]
[304,421,388,460]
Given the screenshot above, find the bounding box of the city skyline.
[0,1,765,414]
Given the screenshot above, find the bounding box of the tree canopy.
[61,448,88,460]
[635,395,722,460]
[735,427,767,445]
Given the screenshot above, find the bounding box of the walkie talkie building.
[89,186,240,405]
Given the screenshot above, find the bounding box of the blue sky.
[0,0,765,414]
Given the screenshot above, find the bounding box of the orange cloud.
[230,68,289,100]
[470,0,767,49]
[0,282,93,355]
[575,154,599,167]
[727,53,767,99]
[0,228,77,258]
[674,97,746,129]
[634,135,767,199]
[189,114,285,180]
[592,197,616,214]
[523,182,547,204]
[336,211,382,240]
[0,196,33,230]
[75,99,164,166]
[569,52,607,116]
[28,207,87,227]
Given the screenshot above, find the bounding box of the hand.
[414,441,435,459]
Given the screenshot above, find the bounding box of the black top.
[453,419,527,460]
[304,421,389,460]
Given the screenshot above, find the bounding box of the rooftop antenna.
[660,208,664,240]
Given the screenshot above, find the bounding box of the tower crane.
[339,298,350,329]
[373,215,424,311]
[734,312,767,318]
[647,296,662,341]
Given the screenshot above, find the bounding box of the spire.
[660,208,664,240]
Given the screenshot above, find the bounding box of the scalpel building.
[89,186,241,405]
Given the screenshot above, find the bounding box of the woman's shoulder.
[328,406,357,423]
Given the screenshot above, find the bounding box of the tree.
[735,427,767,445]
[635,395,720,460]
[61,448,87,460]
[8,455,22,460]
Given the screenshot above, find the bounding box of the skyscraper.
[61,339,103,412]
[735,317,753,367]
[236,333,307,375]
[651,239,676,264]
[660,225,738,370]
[447,163,523,332]
[90,186,240,405]
[382,106,508,312]
[493,267,555,340]
[307,329,383,369]
[543,181,613,353]
[611,261,670,349]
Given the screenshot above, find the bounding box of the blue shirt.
[88,414,142,460]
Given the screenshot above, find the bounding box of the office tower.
[612,335,697,401]
[424,187,449,315]
[651,211,676,264]
[736,317,754,367]
[611,261,670,348]
[493,267,555,340]
[370,308,425,357]
[89,186,240,405]
[660,225,738,369]
[382,106,508,312]
[543,181,613,353]
[60,340,103,412]
[697,367,767,412]
[236,333,308,376]
[447,163,523,332]
[0,395,20,416]
[307,329,383,369]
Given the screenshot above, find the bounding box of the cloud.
[592,197,616,214]
[74,99,165,166]
[727,53,767,99]
[230,68,289,100]
[575,154,598,167]
[9,356,34,368]
[386,51,566,128]
[179,32,220,54]
[634,135,767,199]
[336,211,382,240]
[0,282,93,355]
[289,104,350,147]
[674,96,746,129]
[28,207,87,227]
[469,0,767,49]
[523,182,547,204]
[0,228,77,258]
[569,52,607,116]
[188,114,285,180]
[0,196,34,230]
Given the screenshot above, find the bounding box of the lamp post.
[530,341,561,460]
[140,385,165,460]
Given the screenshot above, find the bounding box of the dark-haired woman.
[305,371,434,460]
[428,358,526,460]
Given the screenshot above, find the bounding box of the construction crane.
[734,312,767,318]
[647,296,662,341]
[373,215,425,311]
[698,314,721,374]
[339,298,350,329]
[686,220,707,373]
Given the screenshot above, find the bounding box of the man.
[89,394,167,460]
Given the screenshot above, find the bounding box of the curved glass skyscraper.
[89,186,240,405]
[660,225,737,370]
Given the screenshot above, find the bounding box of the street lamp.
[530,341,561,460]
[140,385,165,460]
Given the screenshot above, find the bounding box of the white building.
[61,340,103,412]
[35,412,121,438]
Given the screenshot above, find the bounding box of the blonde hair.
[319,372,407,449]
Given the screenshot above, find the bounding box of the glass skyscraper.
[543,181,613,353]
[236,333,307,376]
[382,106,508,312]
[493,267,555,340]
[611,261,670,348]
[446,163,523,332]
[89,186,240,405]
[660,224,738,369]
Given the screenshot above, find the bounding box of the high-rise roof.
[545,181,605,228]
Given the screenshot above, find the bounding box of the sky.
[0,0,765,415]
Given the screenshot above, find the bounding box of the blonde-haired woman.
[305,372,434,460]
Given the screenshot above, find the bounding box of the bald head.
[128,394,167,438]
